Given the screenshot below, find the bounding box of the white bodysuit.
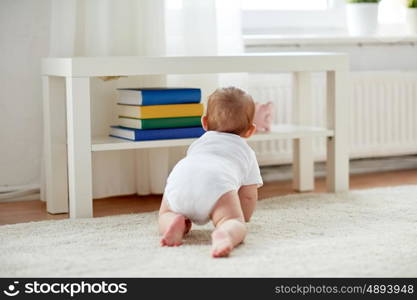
[164,131,263,225]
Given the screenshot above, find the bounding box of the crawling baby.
[158,87,263,257]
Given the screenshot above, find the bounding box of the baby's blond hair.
[205,87,255,136]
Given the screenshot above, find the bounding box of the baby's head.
[202,87,256,138]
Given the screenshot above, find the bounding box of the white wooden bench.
[42,53,349,218]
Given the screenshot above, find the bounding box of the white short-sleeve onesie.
[164,131,263,225]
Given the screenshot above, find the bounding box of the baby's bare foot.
[160,215,186,247]
[211,229,233,258]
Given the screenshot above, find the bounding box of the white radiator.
[247,71,417,166]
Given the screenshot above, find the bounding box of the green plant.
[408,0,417,8]
[346,0,380,3]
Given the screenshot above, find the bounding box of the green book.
[118,116,202,129]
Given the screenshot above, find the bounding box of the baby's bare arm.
[238,184,258,222]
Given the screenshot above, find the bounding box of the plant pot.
[346,3,379,36]
[406,8,417,35]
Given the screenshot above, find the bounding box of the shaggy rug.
[1,185,416,277]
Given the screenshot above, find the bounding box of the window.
[242,0,329,11]
[241,0,346,35]
[241,0,407,35]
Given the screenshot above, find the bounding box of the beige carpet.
[1,185,417,277]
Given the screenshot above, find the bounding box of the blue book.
[110,126,205,141]
[117,88,201,106]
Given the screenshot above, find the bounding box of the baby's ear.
[242,123,256,138]
[201,115,208,131]
[249,123,256,136]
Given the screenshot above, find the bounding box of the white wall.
[0,0,50,188]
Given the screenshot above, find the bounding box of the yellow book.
[118,103,204,119]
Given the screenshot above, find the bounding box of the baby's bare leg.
[210,191,246,258]
[158,197,191,247]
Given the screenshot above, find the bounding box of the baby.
[158,87,263,257]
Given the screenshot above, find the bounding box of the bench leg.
[292,72,314,192]
[149,148,169,194]
[66,77,93,218]
[136,149,151,195]
[326,70,349,192]
[42,76,69,214]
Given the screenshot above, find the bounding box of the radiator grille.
[247,71,417,165]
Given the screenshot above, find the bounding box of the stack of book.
[110,88,205,141]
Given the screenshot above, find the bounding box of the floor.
[3,185,417,277]
[1,168,417,226]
